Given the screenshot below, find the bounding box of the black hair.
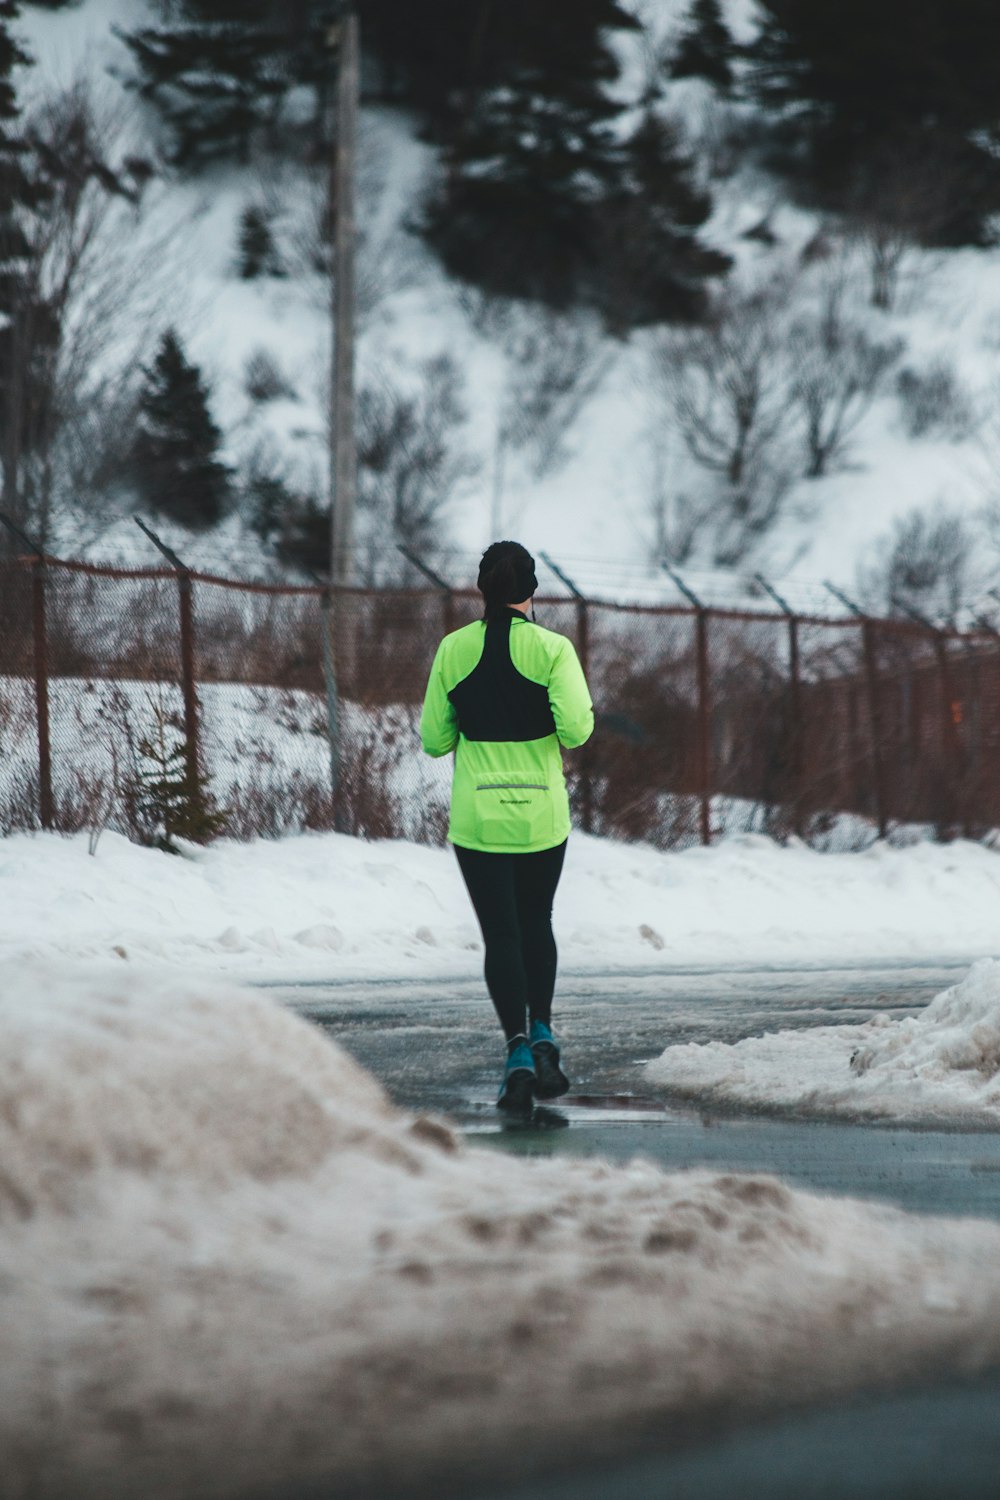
[477,540,538,620]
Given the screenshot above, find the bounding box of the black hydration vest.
[448,611,557,744]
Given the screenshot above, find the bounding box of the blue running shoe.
[530,1019,571,1099]
[497,1035,536,1114]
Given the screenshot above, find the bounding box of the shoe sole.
[533,1042,571,1100]
[497,1066,536,1115]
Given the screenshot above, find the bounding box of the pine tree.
[747,0,1000,241]
[250,476,328,574]
[670,0,735,90]
[363,0,638,127]
[420,0,640,310]
[423,81,617,308]
[0,0,34,346]
[237,203,284,279]
[597,111,731,329]
[132,329,232,529]
[118,17,281,167]
[117,1,335,168]
[248,468,294,542]
[133,694,227,852]
[0,0,51,521]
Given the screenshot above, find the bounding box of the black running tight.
[453,839,568,1041]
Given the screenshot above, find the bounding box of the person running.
[419,540,594,1113]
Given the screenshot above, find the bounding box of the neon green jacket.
[420,608,594,852]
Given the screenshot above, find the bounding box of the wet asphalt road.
[266,959,1000,1500]
[274,957,1000,1217]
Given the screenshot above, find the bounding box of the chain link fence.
[2,552,999,848]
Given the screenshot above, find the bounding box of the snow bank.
[8,962,1000,1498]
[3,828,1000,981]
[646,958,1000,1127]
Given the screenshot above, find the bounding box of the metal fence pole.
[31,559,54,830]
[0,511,54,830]
[540,553,593,835]
[304,566,343,819]
[176,572,200,788]
[861,621,888,838]
[972,619,1000,827]
[756,575,803,834]
[134,518,200,790]
[825,582,888,839]
[892,598,963,834]
[663,566,712,846]
[695,611,711,845]
[319,585,341,808]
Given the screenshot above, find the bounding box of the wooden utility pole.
[329,9,359,587]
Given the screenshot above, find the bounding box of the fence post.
[540,553,593,835]
[972,618,1000,827]
[319,585,342,810]
[31,559,54,830]
[936,633,965,835]
[892,598,964,833]
[756,575,803,834]
[663,565,712,847]
[825,582,888,839]
[0,511,54,830]
[176,572,200,789]
[861,621,889,838]
[303,566,344,822]
[134,518,200,791]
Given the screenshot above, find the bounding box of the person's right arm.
[419,640,459,757]
[547,638,594,749]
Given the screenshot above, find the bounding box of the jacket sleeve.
[419,640,459,757]
[548,638,594,749]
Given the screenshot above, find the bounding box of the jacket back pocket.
[474,782,554,847]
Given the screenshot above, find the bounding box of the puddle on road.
[464,1092,673,1133]
[462,1095,1000,1223]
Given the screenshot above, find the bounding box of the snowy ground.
[646,957,1000,1129]
[9,958,1000,1500]
[3,826,1000,981]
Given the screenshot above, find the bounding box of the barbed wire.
[29,528,1000,631]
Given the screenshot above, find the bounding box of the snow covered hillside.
[9,957,1000,1498]
[12,0,1000,605]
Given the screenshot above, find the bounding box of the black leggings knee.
[454,840,567,1041]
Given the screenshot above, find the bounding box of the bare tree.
[3,77,188,544]
[356,354,478,583]
[637,421,705,564]
[859,504,977,623]
[789,282,903,477]
[470,300,610,533]
[243,345,296,404]
[845,137,956,311]
[895,356,976,442]
[651,276,799,563]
